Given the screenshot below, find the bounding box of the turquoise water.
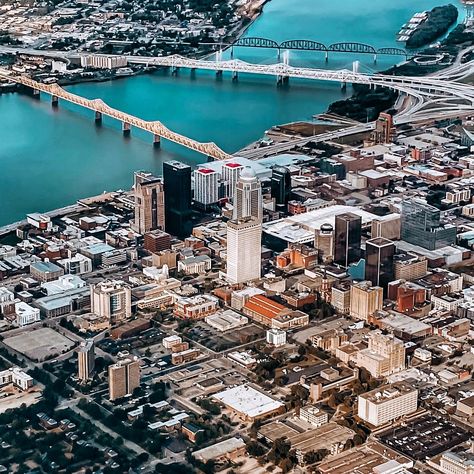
[0,0,464,225]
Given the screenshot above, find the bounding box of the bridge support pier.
[232,71,238,82]
[373,53,377,64]
[216,70,223,78]
[51,95,58,107]
[95,111,102,125]
[32,88,40,99]
[277,75,289,86]
[230,47,234,59]
[325,51,329,62]
[340,82,347,91]
[153,134,161,147]
[122,122,131,137]
[171,66,179,76]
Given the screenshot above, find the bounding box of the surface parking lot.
[379,415,470,460]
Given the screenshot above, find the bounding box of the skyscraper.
[315,223,334,263]
[365,237,395,292]
[233,167,263,221]
[163,160,192,238]
[221,162,244,199]
[193,167,219,209]
[78,339,95,382]
[271,166,291,211]
[371,112,395,144]
[401,199,456,250]
[226,217,262,284]
[90,280,132,325]
[108,357,140,401]
[132,171,165,235]
[334,213,362,267]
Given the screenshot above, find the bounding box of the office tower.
[193,167,219,209]
[233,167,263,221]
[90,280,132,325]
[108,357,140,401]
[349,281,383,321]
[132,171,165,234]
[365,237,395,292]
[78,339,95,382]
[163,161,192,238]
[401,198,456,250]
[221,162,244,199]
[334,213,362,267]
[315,223,334,263]
[271,166,291,211]
[226,217,262,284]
[371,112,395,144]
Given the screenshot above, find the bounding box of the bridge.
[0,70,232,161]
[229,37,409,61]
[2,52,474,160]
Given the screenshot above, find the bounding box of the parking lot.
[183,321,264,352]
[379,415,470,460]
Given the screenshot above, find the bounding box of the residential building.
[194,167,219,208]
[108,357,140,401]
[78,339,95,382]
[315,223,334,263]
[221,162,244,199]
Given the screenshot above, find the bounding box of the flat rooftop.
[212,385,284,419]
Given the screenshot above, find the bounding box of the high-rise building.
[226,217,262,284]
[78,339,95,382]
[371,112,395,144]
[221,162,244,199]
[108,357,140,401]
[143,229,171,253]
[132,171,165,235]
[233,167,263,221]
[394,253,428,281]
[365,237,395,292]
[163,161,192,238]
[350,281,383,321]
[334,213,362,267]
[358,383,418,427]
[193,167,219,209]
[315,223,334,263]
[401,199,456,250]
[357,330,405,378]
[90,280,132,325]
[271,166,291,211]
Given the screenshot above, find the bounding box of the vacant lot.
[4,328,75,361]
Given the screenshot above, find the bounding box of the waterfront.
[0,0,464,226]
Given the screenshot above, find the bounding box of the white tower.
[226,217,262,284]
[233,166,263,222]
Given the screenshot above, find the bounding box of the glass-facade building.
[365,237,395,293]
[163,160,192,238]
[401,199,456,250]
[334,213,362,267]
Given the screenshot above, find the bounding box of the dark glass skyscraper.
[334,213,362,267]
[365,237,395,293]
[271,166,291,211]
[163,160,192,238]
[401,199,456,250]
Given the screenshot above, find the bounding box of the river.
[0,0,464,226]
